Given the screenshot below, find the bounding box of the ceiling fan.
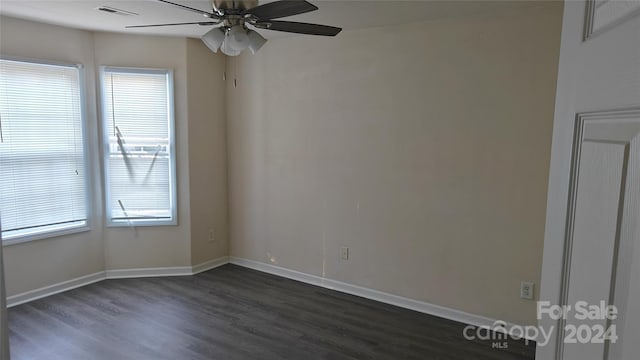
[127,0,342,56]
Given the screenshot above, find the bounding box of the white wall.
[0,16,228,296]
[227,3,563,326]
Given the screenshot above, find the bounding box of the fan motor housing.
[213,0,258,12]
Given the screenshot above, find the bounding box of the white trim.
[6,256,229,307]
[228,257,535,341]
[2,225,90,247]
[104,266,192,279]
[192,256,229,274]
[0,55,82,69]
[231,257,322,285]
[7,271,105,308]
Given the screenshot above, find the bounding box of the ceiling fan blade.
[243,0,318,21]
[258,20,342,36]
[126,22,219,28]
[157,0,218,18]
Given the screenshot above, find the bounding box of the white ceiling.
[0,0,543,39]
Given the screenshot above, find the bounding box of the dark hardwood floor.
[8,264,535,359]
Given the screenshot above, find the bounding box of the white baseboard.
[229,257,534,341]
[7,256,229,307]
[7,271,105,307]
[192,256,229,274]
[105,266,193,279]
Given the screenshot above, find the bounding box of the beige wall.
[0,17,228,295]
[93,32,193,269]
[227,3,562,325]
[186,39,229,264]
[0,17,106,296]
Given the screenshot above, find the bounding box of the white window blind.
[0,59,88,241]
[101,67,176,226]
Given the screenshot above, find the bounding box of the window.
[100,67,177,226]
[0,59,88,243]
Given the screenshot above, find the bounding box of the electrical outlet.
[520,281,534,300]
[341,246,349,260]
[208,228,215,243]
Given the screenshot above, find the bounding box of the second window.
[101,67,177,226]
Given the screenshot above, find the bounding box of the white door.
[538,1,640,360]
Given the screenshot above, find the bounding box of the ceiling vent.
[96,6,138,16]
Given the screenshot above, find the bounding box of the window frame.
[99,66,178,227]
[0,56,91,246]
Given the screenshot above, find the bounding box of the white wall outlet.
[341,246,349,260]
[520,281,534,300]
[208,228,215,243]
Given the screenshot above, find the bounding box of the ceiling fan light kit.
[202,25,265,56]
[127,0,342,56]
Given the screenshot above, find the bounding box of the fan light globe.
[226,25,251,52]
[201,28,225,53]
[201,28,226,53]
[220,38,242,56]
[247,30,267,54]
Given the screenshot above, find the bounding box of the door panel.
[562,114,640,360]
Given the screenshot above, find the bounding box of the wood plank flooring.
[8,264,535,359]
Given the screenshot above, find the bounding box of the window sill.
[2,225,91,247]
[106,219,177,228]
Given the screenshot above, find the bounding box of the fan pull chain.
[233,56,238,88]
